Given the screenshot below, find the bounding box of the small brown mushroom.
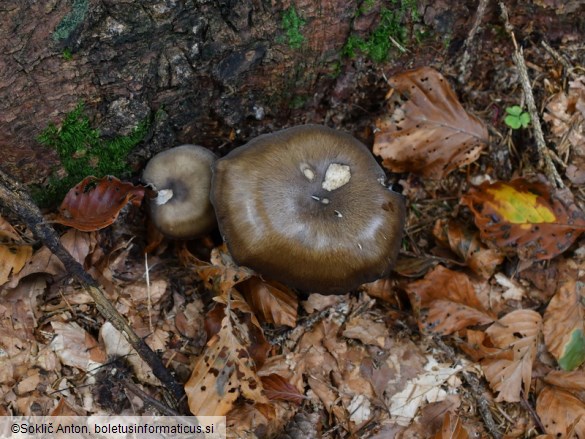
[211,125,405,294]
[142,144,217,239]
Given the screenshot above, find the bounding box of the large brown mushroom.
[142,144,217,239]
[211,125,405,294]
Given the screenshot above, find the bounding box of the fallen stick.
[0,168,186,411]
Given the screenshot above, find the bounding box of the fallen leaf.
[461,178,585,260]
[480,310,542,402]
[55,176,145,231]
[342,316,388,348]
[238,277,298,327]
[197,244,254,297]
[374,66,488,178]
[536,385,585,437]
[390,356,463,426]
[9,229,97,285]
[99,321,158,386]
[433,219,504,279]
[457,329,500,362]
[0,231,32,286]
[433,412,469,439]
[406,265,494,335]
[184,313,269,415]
[50,321,101,372]
[16,371,40,395]
[261,374,305,404]
[543,259,585,370]
[543,76,585,168]
[544,369,585,394]
[494,273,526,301]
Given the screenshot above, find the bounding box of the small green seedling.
[504,106,531,129]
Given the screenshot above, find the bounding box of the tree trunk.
[0,0,581,191]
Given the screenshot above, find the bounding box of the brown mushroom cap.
[211,125,405,294]
[142,144,217,239]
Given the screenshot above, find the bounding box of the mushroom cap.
[142,144,217,239]
[211,125,405,294]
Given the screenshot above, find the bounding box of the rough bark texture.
[0,0,583,190]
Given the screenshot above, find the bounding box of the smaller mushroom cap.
[142,144,217,239]
[211,125,405,294]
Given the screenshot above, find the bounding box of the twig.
[458,0,490,83]
[434,337,502,439]
[0,168,186,411]
[541,40,575,78]
[498,2,564,188]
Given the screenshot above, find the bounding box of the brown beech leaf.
[543,259,585,371]
[8,229,97,285]
[461,178,585,261]
[544,370,585,394]
[260,373,305,405]
[238,277,298,327]
[433,219,504,279]
[536,385,585,437]
[185,313,269,416]
[433,412,469,439]
[374,66,488,178]
[406,265,494,335]
[0,230,32,286]
[197,244,254,297]
[481,310,542,402]
[205,302,270,370]
[55,176,145,231]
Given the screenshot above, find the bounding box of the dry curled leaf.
[433,219,504,279]
[481,309,542,402]
[55,176,145,231]
[238,277,298,327]
[543,259,585,371]
[461,177,585,261]
[0,218,32,286]
[433,412,469,439]
[544,369,585,394]
[261,373,305,405]
[185,313,269,416]
[374,66,488,178]
[406,265,494,335]
[536,385,585,438]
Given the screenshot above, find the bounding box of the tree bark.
[0,0,582,189]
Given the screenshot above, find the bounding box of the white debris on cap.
[155,189,174,205]
[300,163,315,181]
[322,163,351,191]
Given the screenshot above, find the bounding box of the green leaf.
[506,105,523,116]
[558,329,585,371]
[519,112,531,128]
[504,114,522,130]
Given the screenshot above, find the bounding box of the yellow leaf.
[485,185,556,225]
[461,178,585,260]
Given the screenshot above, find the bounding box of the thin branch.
[499,1,564,188]
[458,0,490,84]
[0,168,186,411]
[434,337,502,439]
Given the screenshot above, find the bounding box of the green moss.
[280,6,306,49]
[343,0,421,63]
[53,0,89,41]
[33,102,149,207]
[62,48,73,60]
